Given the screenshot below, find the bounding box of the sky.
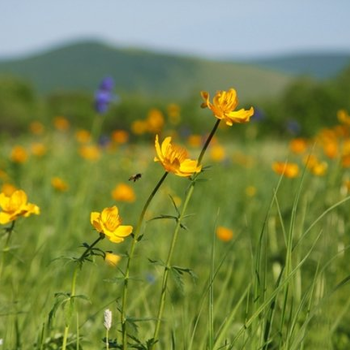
[0,0,349,60]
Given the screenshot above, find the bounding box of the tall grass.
[1,111,350,349]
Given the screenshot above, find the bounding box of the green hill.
[244,52,350,79]
[0,40,293,101]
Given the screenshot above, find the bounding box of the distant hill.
[243,52,350,79]
[0,40,293,101]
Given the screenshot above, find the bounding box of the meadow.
[1,86,350,350]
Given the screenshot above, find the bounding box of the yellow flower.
[51,177,69,192]
[210,144,226,162]
[146,108,164,134]
[245,186,257,197]
[216,226,234,242]
[131,120,148,135]
[0,190,40,225]
[90,206,133,244]
[167,103,181,125]
[11,146,28,163]
[79,145,101,161]
[272,162,299,178]
[105,252,121,267]
[201,88,254,126]
[337,109,350,125]
[75,129,91,143]
[31,143,47,157]
[1,183,17,197]
[154,135,202,177]
[53,116,70,131]
[29,121,45,135]
[187,134,203,148]
[111,183,136,202]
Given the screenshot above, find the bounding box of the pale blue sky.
[0,0,349,59]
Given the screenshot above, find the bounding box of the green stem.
[0,220,16,279]
[62,234,104,350]
[106,329,110,350]
[198,119,221,165]
[151,119,221,349]
[121,171,168,350]
[152,183,195,348]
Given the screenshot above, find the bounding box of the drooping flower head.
[0,190,40,225]
[90,206,133,244]
[201,88,254,126]
[154,135,202,177]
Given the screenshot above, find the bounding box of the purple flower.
[99,76,114,92]
[95,90,113,114]
[94,76,118,114]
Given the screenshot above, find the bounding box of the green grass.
[1,120,350,349]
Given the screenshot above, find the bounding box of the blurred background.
[0,0,349,138]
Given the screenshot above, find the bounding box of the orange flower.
[51,177,69,192]
[112,130,129,144]
[216,226,234,242]
[154,135,202,177]
[10,146,28,163]
[53,116,70,131]
[289,138,308,154]
[201,88,254,126]
[272,162,299,178]
[323,141,338,159]
[111,183,135,202]
[90,206,133,244]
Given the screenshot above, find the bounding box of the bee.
[128,173,142,182]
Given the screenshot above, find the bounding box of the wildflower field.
[2,83,350,350]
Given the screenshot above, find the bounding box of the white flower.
[104,309,112,330]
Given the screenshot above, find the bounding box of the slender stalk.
[152,183,195,347]
[121,171,168,349]
[151,119,221,349]
[198,119,221,165]
[62,234,105,350]
[0,220,16,279]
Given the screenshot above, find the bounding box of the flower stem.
[151,183,195,348]
[151,119,221,348]
[62,234,104,350]
[121,171,168,349]
[0,220,16,279]
[198,119,221,165]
